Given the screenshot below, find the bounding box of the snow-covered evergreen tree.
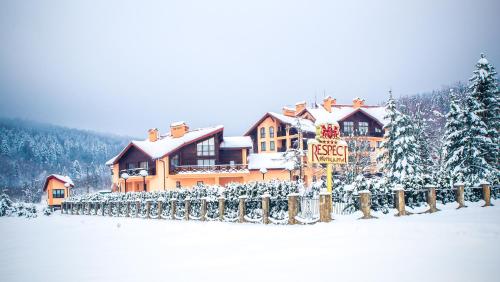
[468,53,499,176]
[413,105,433,184]
[379,91,398,183]
[442,91,464,184]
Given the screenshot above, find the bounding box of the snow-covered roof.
[247,153,294,170]
[220,136,253,149]
[43,174,74,191]
[170,121,186,127]
[305,106,388,126]
[108,125,224,164]
[268,112,316,132]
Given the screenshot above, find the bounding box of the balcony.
[173,164,249,174]
[119,167,156,178]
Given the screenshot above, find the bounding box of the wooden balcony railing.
[119,168,156,177]
[173,164,249,174]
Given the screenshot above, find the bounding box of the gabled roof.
[244,112,316,136]
[299,105,388,126]
[220,136,253,149]
[43,174,74,192]
[247,153,294,170]
[106,125,224,165]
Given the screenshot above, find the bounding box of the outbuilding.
[43,174,74,208]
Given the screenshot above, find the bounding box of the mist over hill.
[0,118,129,200]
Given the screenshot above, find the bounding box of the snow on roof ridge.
[170,121,186,127]
[50,174,74,186]
[221,136,253,148]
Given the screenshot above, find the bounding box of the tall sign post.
[307,122,348,193]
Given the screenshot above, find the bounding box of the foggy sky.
[0,0,499,138]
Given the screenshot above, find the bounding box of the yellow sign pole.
[326,163,333,193]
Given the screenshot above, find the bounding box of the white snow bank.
[0,200,499,282]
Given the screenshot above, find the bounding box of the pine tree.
[459,94,494,185]
[468,53,499,176]
[413,104,434,184]
[443,91,465,184]
[379,91,399,183]
[391,111,422,188]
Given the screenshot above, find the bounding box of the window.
[261,141,266,151]
[197,138,215,156]
[377,141,382,148]
[127,163,136,169]
[170,155,179,167]
[270,141,275,151]
[358,122,369,135]
[197,181,204,186]
[375,127,382,133]
[176,181,181,188]
[260,127,266,138]
[197,159,215,166]
[269,126,275,138]
[139,161,148,169]
[343,121,354,134]
[229,160,235,166]
[52,189,65,198]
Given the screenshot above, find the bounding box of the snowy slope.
[0,200,499,282]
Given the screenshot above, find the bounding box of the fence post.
[319,190,332,223]
[288,193,298,225]
[146,200,151,219]
[109,201,113,217]
[359,190,376,219]
[262,193,270,224]
[70,203,74,215]
[200,198,207,222]
[238,195,247,223]
[170,198,177,220]
[454,183,467,209]
[218,196,225,221]
[126,201,130,217]
[61,202,65,214]
[424,184,440,213]
[135,200,141,217]
[184,197,191,221]
[117,201,121,217]
[101,202,105,216]
[157,198,163,219]
[480,181,492,207]
[393,184,410,216]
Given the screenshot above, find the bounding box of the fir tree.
[442,91,465,184]
[468,53,499,175]
[379,91,399,183]
[413,104,434,184]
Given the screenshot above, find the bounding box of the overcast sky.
[0,0,499,137]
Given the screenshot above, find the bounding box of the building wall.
[46,179,70,207]
[257,117,279,153]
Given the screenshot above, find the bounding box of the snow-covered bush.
[43,206,53,216]
[14,203,38,218]
[0,192,16,217]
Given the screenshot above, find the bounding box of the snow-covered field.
[1,201,499,282]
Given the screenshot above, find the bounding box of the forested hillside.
[0,118,129,201]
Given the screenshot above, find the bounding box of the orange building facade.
[106,98,387,191]
[43,174,74,207]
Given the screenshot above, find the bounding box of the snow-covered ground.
[1,200,499,282]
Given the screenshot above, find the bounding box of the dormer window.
[197,138,215,156]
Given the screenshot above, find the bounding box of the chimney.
[148,128,159,142]
[322,96,337,113]
[282,106,295,117]
[295,101,307,115]
[170,121,189,138]
[353,97,365,108]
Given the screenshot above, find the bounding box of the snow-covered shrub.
[14,203,38,218]
[0,192,15,217]
[43,206,53,216]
